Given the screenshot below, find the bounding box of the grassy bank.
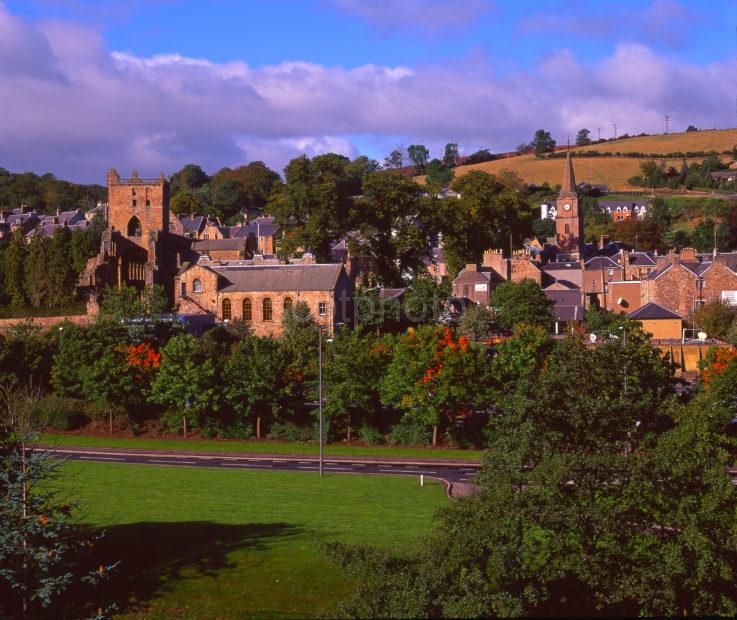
[60,461,447,618]
[0,300,87,318]
[43,432,484,461]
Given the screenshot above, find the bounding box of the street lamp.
[58,326,64,354]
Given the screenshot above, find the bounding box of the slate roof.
[629,302,682,320]
[628,251,656,266]
[213,263,344,292]
[231,216,277,238]
[180,215,206,234]
[541,261,581,271]
[544,289,583,322]
[192,238,247,252]
[584,256,620,271]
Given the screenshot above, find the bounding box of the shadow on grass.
[63,521,301,617]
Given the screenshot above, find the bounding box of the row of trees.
[0,216,104,308]
[0,280,556,447]
[629,156,731,190]
[0,168,106,214]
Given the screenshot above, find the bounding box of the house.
[230,216,277,255]
[629,302,683,340]
[582,256,623,308]
[451,249,542,304]
[175,260,353,337]
[609,280,642,314]
[544,288,584,334]
[599,200,649,220]
[710,170,737,183]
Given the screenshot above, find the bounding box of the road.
[49,446,481,487]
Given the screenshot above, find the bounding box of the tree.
[170,164,209,194]
[281,302,319,407]
[443,143,459,168]
[575,128,591,146]
[24,233,51,308]
[211,178,247,223]
[150,334,218,426]
[0,385,116,617]
[211,161,280,212]
[402,276,449,325]
[425,159,454,187]
[383,148,405,170]
[70,214,105,273]
[380,325,489,445]
[646,196,671,230]
[323,329,390,441]
[353,286,402,334]
[267,154,353,261]
[686,124,698,132]
[351,171,431,286]
[4,230,27,308]
[47,228,76,307]
[407,145,430,174]
[465,149,494,164]
[224,336,289,439]
[532,129,556,157]
[532,218,556,239]
[691,219,730,253]
[692,301,737,340]
[170,189,205,217]
[457,304,497,341]
[489,279,554,330]
[612,218,662,251]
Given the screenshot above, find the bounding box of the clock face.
[563,203,571,211]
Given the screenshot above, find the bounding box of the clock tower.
[555,151,582,255]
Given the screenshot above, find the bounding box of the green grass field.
[43,433,483,461]
[58,461,448,618]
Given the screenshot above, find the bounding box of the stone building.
[555,152,583,256]
[451,249,542,303]
[175,260,353,337]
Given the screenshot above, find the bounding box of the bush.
[357,424,384,445]
[35,395,88,430]
[161,408,197,435]
[209,420,254,440]
[388,418,431,446]
[269,421,313,442]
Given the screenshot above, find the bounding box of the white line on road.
[147,459,197,465]
[379,468,438,474]
[78,456,124,461]
[219,463,273,468]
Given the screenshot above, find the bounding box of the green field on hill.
[42,433,484,461]
[59,461,447,618]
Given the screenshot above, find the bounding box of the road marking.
[379,468,437,474]
[147,459,197,465]
[459,478,469,482]
[298,461,313,464]
[350,463,365,467]
[220,463,273,468]
[78,456,123,461]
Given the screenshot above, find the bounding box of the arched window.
[263,298,273,322]
[564,223,571,235]
[283,297,293,312]
[127,216,142,237]
[145,187,151,207]
[242,298,252,321]
[192,278,202,293]
[222,298,232,321]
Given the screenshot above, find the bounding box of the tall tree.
[575,128,591,146]
[532,129,556,157]
[490,279,554,331]
[211,161,280,212]
[267,154,353,261]
[4,230,27,308]
[47,228,76,307]
[425,159,454,188]
[407,145,430,174]
[169,164,209,194]
[23,233,51,308]
[383,148,405,170]
[443,143,459,168]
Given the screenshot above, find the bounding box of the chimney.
[667,250,680,265]
[465,263,478,272]
[680,247,697,262]
[482,249,505,275]
[620,248,629,276]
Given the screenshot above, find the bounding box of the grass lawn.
[58,461,448,618]
[42,433,483,461]
[0,300,87,318]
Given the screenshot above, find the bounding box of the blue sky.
[1,0,736,181]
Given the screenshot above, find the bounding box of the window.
[193,278,203,293]
[131,188,136,208]
[127,216,141,237]
[222,298,232,321]
[263,298,273,321]
[318,302,326,316]
[608,269,614,276]
[145,188,151,207]
[204,233,209,240]
[283,297,293,312]
[242,298,252,321]
[564,223,571,235]
[180,282,186,296]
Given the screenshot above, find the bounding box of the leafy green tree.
[70,214,105,273]
[690,218,730,253]
[425,159,454,187]
[211,178,247,223]
[150,334,218,425]
[383,148,405,170]
[79,345,139,417]
[0,387,116,617]
[323,329,390,441]
[351,171,431,286]
[211,161,280,212]
[443,143,459,168]
[402,275,449,325]
[170,189,205,217]
[407,145,430,174]
[267,154,353,261]
[489,279,554,330]
[532,129,556,157]
[98,284,142,320]
[575,128,591,146]
[457,304,497,341]
[24,233,51,308]
[281,302,319,405]
[465,149,494,164]
[532,217,555,238]
[692,301,737,340]
[170,164,209,194]
[4,230,27,307]
[353,286,402,334]
[224,336,290,439]
[47,228,76,307]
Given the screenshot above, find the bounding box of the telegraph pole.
[612,122,617,140]
[664,114,670,134]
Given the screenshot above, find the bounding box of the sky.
[1,0,736,183]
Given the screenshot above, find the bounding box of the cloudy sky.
[1,0,736,182]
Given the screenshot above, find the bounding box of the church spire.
[562,150,576,194]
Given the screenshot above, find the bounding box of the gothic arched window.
[127,216,142,237]
[283,297,293,312]
[564,223,571,235]
[222,298,232,321]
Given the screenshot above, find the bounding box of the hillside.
[420,128,737,191]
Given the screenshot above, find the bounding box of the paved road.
[51,447,481,486]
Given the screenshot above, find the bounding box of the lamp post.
[318,325,324,478]
[58,326,64,354]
